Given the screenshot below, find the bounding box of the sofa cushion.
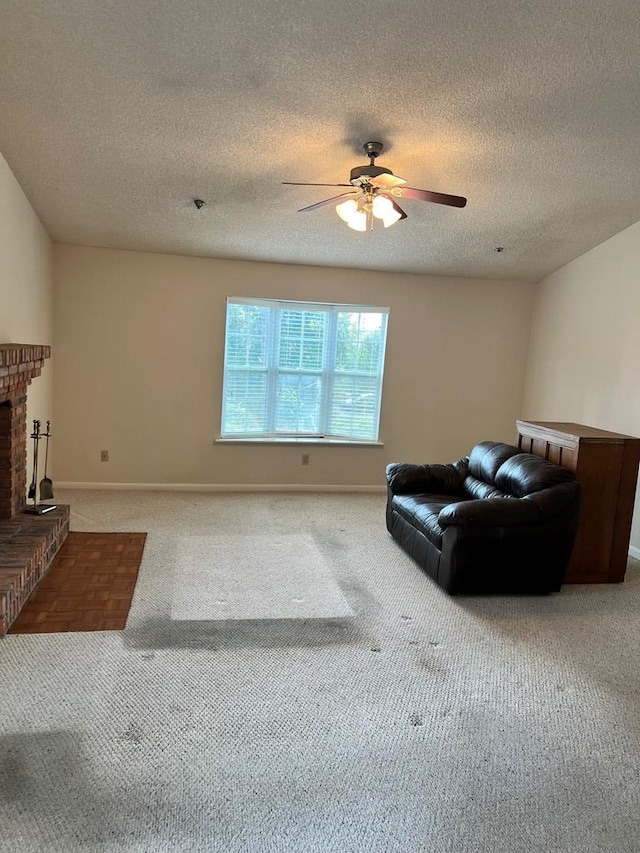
[468,441,520,485]
[462,474,514,501]
[386,462,466,496]
[439,496,541,527]
[495,453,576,498]
[391,494,465,549]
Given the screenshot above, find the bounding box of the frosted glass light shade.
[372,194,401,227]
[372,195,393,218]
[336,199,359,222]
[346,210,367,231]
[381,207,402,228]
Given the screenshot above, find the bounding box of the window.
[220,297,389,441]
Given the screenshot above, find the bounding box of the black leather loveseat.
[386,441,580,595]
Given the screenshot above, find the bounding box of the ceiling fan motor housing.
[350,164,393,185]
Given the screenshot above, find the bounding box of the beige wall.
[53,244,534,486]
[0,152,53,473]
[523,219,640,551]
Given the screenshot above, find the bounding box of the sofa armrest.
[525,482,581,519]
[386,459,467,496]
[438,497,541,528]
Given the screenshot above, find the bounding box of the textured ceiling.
[1,0,640,281]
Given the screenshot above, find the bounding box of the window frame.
[219,296,389,444]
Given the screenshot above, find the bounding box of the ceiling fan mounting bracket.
[363,141,384,160]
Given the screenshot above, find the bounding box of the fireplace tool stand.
[24,419,57,515]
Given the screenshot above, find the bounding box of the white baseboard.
[55,482,386,493]
[629,545,640,561]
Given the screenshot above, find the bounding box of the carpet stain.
[409,714,424,727]
[119,722,144,744]
[126,615,370,651]
[334,577,381,617]
[419,658,448,676]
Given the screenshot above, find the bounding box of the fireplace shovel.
[39,421,54,501]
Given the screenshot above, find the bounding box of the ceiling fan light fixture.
[336,193,401,232]
[381,207,403,228]
[336,197,368,230]
[372,195,393,218]
[346,209,368,231]
[372,194,402,228]
[336,198,359,222]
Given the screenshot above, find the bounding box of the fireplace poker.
[27,419,40,502]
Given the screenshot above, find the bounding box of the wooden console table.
[516,421,640,584]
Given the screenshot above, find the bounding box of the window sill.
[215,437,384,447]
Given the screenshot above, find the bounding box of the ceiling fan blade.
[399,186,467,207]
[368,173,407,189]
[388,197,408,220]
[283,182,353,187]
[297,192,358,213]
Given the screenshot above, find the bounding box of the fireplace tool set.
[24,419,57,515]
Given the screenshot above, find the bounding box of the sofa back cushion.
[494,453,576,498]
[463,442,520,497]
[467,442,520,482]
[463,475,513,500]
[464,441,576,499]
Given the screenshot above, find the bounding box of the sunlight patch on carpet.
[171,534,354,621]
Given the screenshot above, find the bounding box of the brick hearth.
[0,507,70,634]
[0,343,69,634]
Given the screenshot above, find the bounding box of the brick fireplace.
[0,344,69,634]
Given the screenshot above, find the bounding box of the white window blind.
[221,297,389,441]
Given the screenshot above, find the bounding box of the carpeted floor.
[1,489,640,852]
[9,532,147,633]
[171,533,353,621]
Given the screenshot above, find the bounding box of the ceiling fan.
[283,142,467,231]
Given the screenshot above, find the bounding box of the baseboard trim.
[55,482,386,493]
[629,545,640,561]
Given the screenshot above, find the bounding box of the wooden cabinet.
[516,421,640,584]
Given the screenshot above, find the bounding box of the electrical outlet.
[302,453,310,466]
[100,450,110,462]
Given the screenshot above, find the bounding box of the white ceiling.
[1,0,640,282]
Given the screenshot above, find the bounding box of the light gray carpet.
[1,489,640,853]
[171,534,353,621]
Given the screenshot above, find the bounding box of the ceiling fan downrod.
[351,141,392,184]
